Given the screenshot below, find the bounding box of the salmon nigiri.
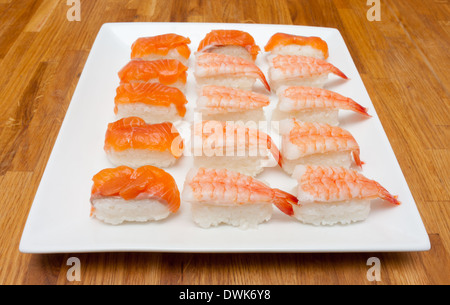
[268,55,348,92]
[195,85,270,122]
[273,86,370,125]
[182,167,299,228]
[291,165,400,225]
[131,34,191,65]
[104,117,184,168]
[197,29,261,61]
[114,82,188,124]
[118,59,188,92]
[90,165,181,224]
[194,53,270,92]
[264,33,329,60]
[279,118,362,175]
[192,120,281,177]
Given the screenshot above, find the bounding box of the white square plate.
[20,23,430,253]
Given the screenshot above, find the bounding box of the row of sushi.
[192,31,273,177]
[104,117,362,178]
[108,34,190,169]
[91,30,400,228]
[90,165,400,228]
[262,33,370,175]
[115,35,190,124]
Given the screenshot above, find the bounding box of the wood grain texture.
[0,0,449,285]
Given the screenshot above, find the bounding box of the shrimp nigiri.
[118,59,188,92]
[195,85,270,122]
[273,86,370,125]
[182,167,299,228]
[197,29,261,61]
[279,119,362,174]
[264,33,329,60]
[194,53,270,92]
[291,165,400,225]
[131,34,191,65]
[192,120,281,177]
[90,165,181,225]
[104,117,184,168]
[114,82,188,124]
[268,55,348,92]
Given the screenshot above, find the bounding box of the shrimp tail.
[272,189,299,216]
[267,136,282,168]
[330,64,349,80]
[378,186,401,205]
[380,190,401,205]
[353,149,363,169]
[347,98,371,117]
[257,69,271,92]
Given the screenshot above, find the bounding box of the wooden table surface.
[0,0,449,285]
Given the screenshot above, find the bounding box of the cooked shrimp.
[193,120,281,166]
[183,167,299,216]
[195,53,271,92]
[278,86,370,117]
[196,85,270,114]
[293,165,400,205]
[279,119,362,174]
[269,55,348,91]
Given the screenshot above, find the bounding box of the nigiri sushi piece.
[195,85,270,122]
[131,34,191,65]
[90,165,181,225]
[197,29,261,61]
[114,82,188,124]
[182,167,299,229]
[268,55,348,92]
[118,59,188,92]
[104,117,184,168]
[279,119,362,175]
[192,120,281,177]
[264,33,329,60]
[272,86,370,125]
[194,53,271,92]
[292,165,400,226]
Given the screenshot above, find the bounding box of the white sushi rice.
[190,202,273,229]
[292,200,371,226]
[193,155,267,177]
[138,48,189,66]
[198,109,266,124]
[195,75,257,91]
[115,103,182,124]
[106,149,178,169]
[281,151,352,175]
[268,71,328,93]
[267,45,325,60]
[271,108,339,126]
[197,46,253,62]
[91,197,171,225]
